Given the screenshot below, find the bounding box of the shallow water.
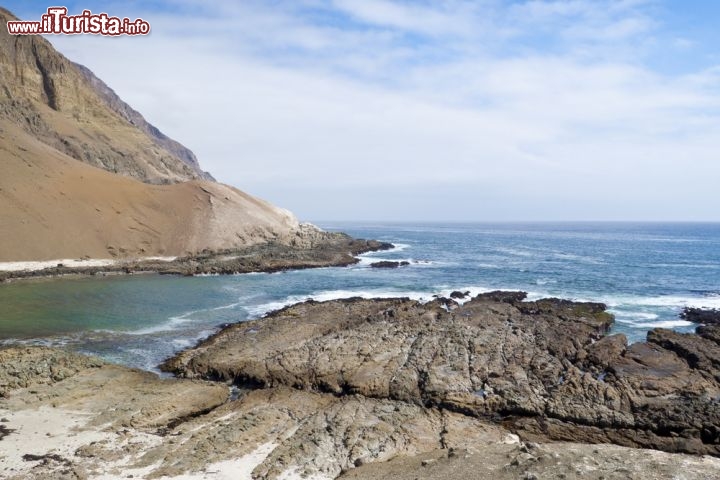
[1,222,718,372]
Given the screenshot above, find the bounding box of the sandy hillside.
[0,120,299,261]
[0,7,305,262]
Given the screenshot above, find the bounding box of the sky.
[5,1,720,221]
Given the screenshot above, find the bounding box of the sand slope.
[0,120,298,261]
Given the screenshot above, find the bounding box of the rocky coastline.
[2,292,720,479]
[0,233,393,284]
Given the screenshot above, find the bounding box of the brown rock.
[164,293,720,456]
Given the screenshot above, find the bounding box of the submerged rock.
[369,261,410,269]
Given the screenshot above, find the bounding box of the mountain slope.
[0,7,308,262]
[0,120,299,261]
[0,7,209,184]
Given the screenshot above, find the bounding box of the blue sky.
[5,1,720,221]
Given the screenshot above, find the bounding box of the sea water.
[1,222,718,372]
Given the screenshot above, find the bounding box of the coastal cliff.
[0,7,364,264]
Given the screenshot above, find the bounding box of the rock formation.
[369,261,410,268]
[0,7,205,184]
[681,307,720,325]
[3,344,720,480]
[165,292,720,457]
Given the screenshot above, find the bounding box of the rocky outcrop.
[449,290,470,299]
[72,62,214,181]
[369,261,410,268]
[3,346,720,480]
[164,292,720,456]
[0,237,393,282]
[681,307,720,325]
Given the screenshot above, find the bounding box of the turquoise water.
[1,222,719,372]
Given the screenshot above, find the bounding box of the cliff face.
[0,7,208,184]
[0,8,307,261]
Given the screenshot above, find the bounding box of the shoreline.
[0,236,394,284]
[2,293,720,479]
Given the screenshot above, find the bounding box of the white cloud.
[40,0,720,220]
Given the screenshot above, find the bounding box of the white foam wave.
[551,252,604,264]
[602,294,720,310]
[244,287,439,318]
[245,284,554,319]
[211,302,241,311]
[633,320,694,329]
[476,263,502,269]
[355,243,414,265]
[388,243,410,252]
[495,247,536,257]
[113,312,197,336]
[97,300,241,336]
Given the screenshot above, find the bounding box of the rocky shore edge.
[2,292,720,479]
[0,232,393,283]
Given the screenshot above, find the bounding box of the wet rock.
[369,261,410,269]
[449,291,471,299]
[681,307,720,325]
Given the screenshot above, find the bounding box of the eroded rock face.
[164,292,720,456]
[0,7,207,184]
[0,347,514,480]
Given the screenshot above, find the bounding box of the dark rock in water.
[449,291,471,299]
[370,261,410,269]
[474,291,528,304]
[681,307,720,325]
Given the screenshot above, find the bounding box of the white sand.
[0,408,304,480]
[0,256,177,272]
[148,442,279,480]
[0,406,113,477]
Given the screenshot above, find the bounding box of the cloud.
[20,0,720,220]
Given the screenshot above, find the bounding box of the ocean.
[1,222,719,372]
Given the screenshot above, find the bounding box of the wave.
[96,300,243,336]
[495,247,536,258]
[632,320,694,329]
[243,287,440,318]
[601,294,720,310]
[476,263,502,269]
[613,311,659,321]
[550,252,605,265]
[243,284,559,319]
